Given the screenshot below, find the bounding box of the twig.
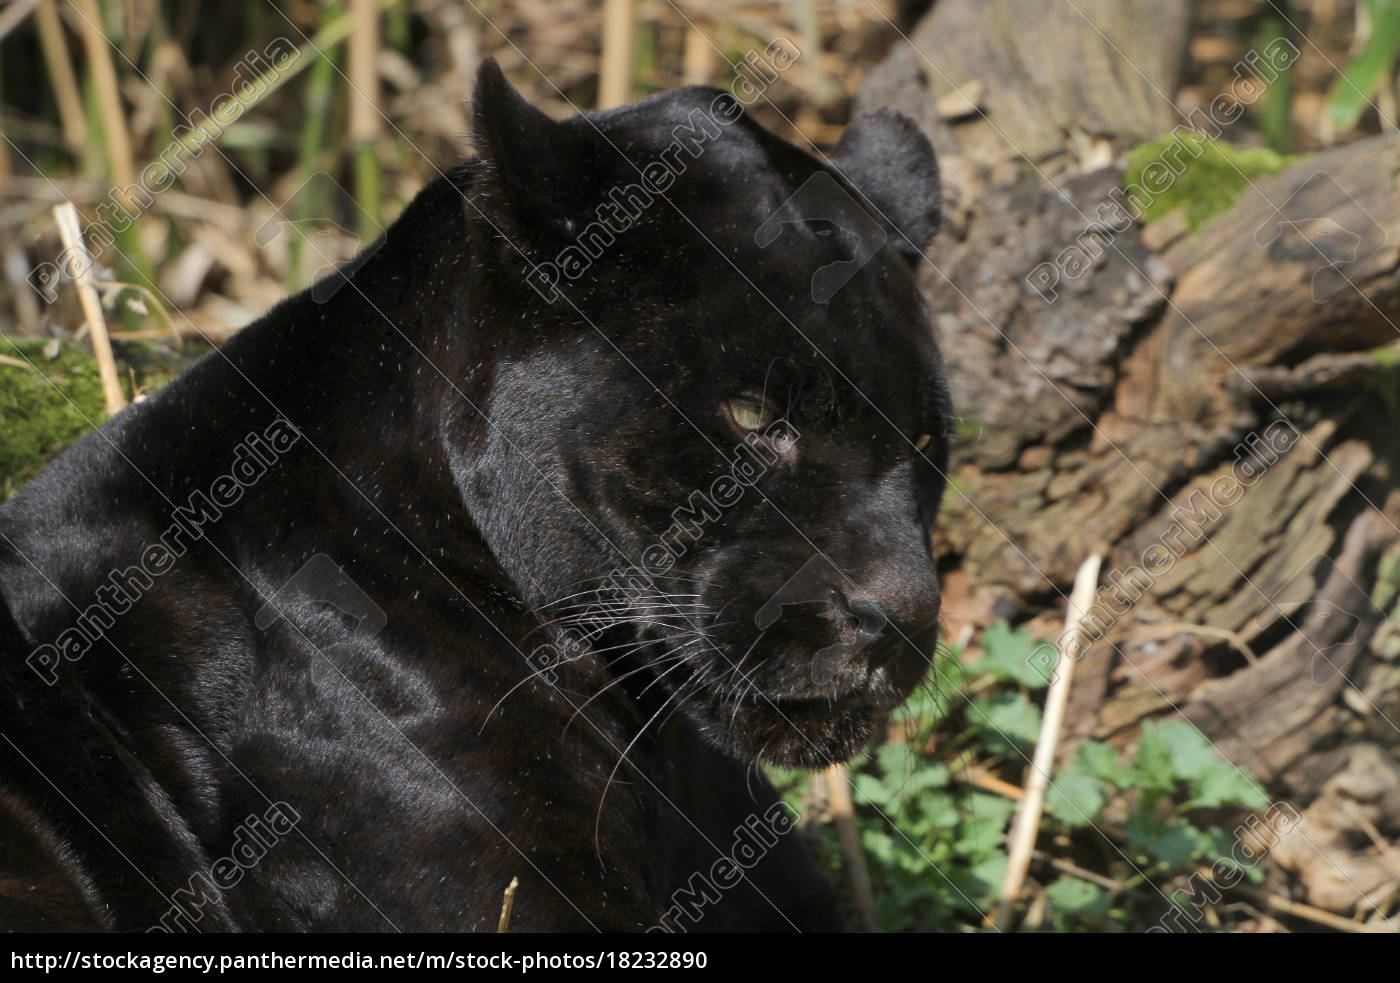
[0,353,34,370]
[826,763,878,931]
[599,0,636,110]
[993,553,1102,930]
[52,202,125,414]
[3,244,42,333]
[968,770,1024,801]
[1038,852,1127,893]
[1208,871,1394,934]
[1365,880,1400,928]
[1108,621,1258,665]
[496,876,519,933]
[1021,885,1049,930]
[91,278,177,341]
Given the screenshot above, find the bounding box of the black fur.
[0,62,948,932]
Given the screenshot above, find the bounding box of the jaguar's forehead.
[582,101,862,252]
[616,258,941,431]
[468,62,945,433]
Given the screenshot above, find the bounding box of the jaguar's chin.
[740,700,884,768]
[633,625,934,767]
[682,680,907,768]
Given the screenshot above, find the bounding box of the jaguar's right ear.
[828,108,940,265]
[467,59,599,251]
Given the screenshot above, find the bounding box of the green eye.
[727,397,776,431]
[914,433,933,451]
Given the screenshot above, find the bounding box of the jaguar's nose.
[832,588,888,638]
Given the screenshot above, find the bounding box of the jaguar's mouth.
[772,684,906,718]
[732,698,886,767]
[673,667,913,767]
[610,619,934,766]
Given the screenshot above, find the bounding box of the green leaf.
[861,827,897,865]
[1045,876,1110,916]
[919,791,964,833]
[948,851,1008,908]
[1191,765,1270,811]
[903,762,952,798]
[853,772,892,807]
[876,741,918,781]
[971,691,1042,755]
[1075,740,1134,789]
[1136,719,1269,809]
[892,682,956,724]
[1151,719,1220,784]
[1046,768,1109,827]
[893,647,968,724]
[1124,814,1206,872]
[970,621,1056,689]
[956,793,1017,857]
[1133,721,1182,800]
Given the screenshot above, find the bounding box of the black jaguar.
[0,60,948,932]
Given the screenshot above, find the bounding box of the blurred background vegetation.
[4,0,1400,933]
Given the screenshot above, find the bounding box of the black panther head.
[452,61,948,768]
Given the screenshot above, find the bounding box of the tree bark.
[861,0,1400,914]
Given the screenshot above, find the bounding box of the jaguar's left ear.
[828,108,940,265]
[468,59,600,247]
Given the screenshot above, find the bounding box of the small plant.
[775,621,1273,931]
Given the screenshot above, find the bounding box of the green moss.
[1364,360,1400,422]
[1123,134,1294,231]
[0,338,110,500]
[0,336,191,501]
[1372,343,1400,369]
[1373,541,1400,614]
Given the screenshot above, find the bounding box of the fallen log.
[861,0,1400,915]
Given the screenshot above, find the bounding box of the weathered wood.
[1124,135,1400,428]
[1271,744,1400,915]
[864,0,1400,916]
[857,0,1192,176]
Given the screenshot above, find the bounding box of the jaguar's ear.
[828,108,940,265]
[468,59,598,246]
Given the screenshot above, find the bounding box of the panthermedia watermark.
[25,417,301,684]
[755,552,888,686]
[253,169,386,303]
[254,552,388,637]
[524,418,798,688]
[150,801,301,933]
[1026,38,1300,303]
[646,801,799,932]
[524,39,800,303]
[1148,801,1301,933]
[755,170,889,303]
[1254,171,1389,304]
[29,39,298,304]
